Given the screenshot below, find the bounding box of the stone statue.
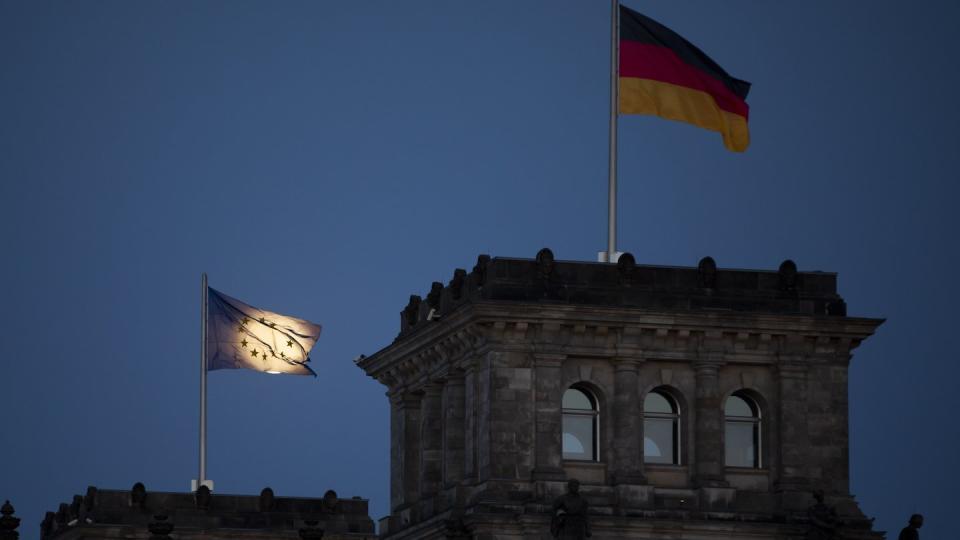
[551,479,591,539]
[898,514,923,540]
[806,490,840,540]
[0,500,21,540]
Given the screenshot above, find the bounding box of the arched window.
[724,392,761,468]
[562,386,598,461]
[643,390,680,464]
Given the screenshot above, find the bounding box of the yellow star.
[286,340,294,347]
[241,339,248,348]
[280,351,285,358]
[251,349,259,358]
[237,324,245,333]
[259,317,267,325]
[241,318,250,326]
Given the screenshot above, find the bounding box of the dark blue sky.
[2,1,958,538]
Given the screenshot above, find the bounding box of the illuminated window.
[644,390,679,464]
[562,386,598,461]
[724,392,761,468]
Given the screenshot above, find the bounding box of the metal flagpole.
[606,0,620,262]
[199,272,208,490]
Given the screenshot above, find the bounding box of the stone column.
[531,353,566,481]
[463,360,479,482]
[419,382,444,499]
[775,358,809,492]
[442,372,466,487]
[612,358,646,484]
[395,393,422,510]
[693,358,727,487]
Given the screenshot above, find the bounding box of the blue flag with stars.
[206,288,321,376]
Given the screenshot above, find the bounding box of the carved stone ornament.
[698,256,718,289]
[449,268,466,300]
[617,252,636,282]
[259,487,276,512]
[536,248,555,279]
[130,482,147,509]
[321,490,338,513]
[299,518,325,540]
[56,504,68,526]
[403,295,421,327]
[41,512,55,539]
[195,485,212,510]
[83,486,97,513]
[473,254,490,287]
[426,281,443,309]
[148,514,174,539]
[779,259,798,292]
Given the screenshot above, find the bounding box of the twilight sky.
[2,1,958,538]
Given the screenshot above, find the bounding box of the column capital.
[533,353,565,367]
[443,371,466,385]
[394,392,423,409]
[612,357,641,372]
[422,381,444,397]
[775,362,808,378]
[693,360,724,373]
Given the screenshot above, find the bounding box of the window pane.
[562,415,595,460]
[644,392,674,414]
[725,395,754,417]
[563,388,593,410]
[644,418,674,464]
[725,422,756,467]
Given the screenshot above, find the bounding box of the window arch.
[643,389,680,464]
[562,386,598,461]
[724,392,761,468]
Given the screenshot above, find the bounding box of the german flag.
[619,5,751,152]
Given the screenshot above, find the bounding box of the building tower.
[358,249,884,540]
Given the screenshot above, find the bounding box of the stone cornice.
[357,300,883,392]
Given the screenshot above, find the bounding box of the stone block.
[615,484,655,509]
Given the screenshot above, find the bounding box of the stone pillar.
[775,359,809,492]
[531,353,566,481]
[395,393,422,510]
[463,360,479,482]
[389,394,402,511]
[693,358,727,487]
[612,358,646,484]
[442,372,466,487]
[419,382,444,499]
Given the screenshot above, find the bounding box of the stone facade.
[357,250,884,540]
[40,484,375,539]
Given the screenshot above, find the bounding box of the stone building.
[357,249,884,540]
[37,484,374,539]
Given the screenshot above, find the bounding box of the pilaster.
[612,358,646,485]
[531,353,566,481]
[693,355,727,488]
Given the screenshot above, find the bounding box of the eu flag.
[206,288,321,376]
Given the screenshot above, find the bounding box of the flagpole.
[199,272,208,490]
[607,0,620,262]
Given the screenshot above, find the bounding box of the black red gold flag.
[619,5,751,152]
